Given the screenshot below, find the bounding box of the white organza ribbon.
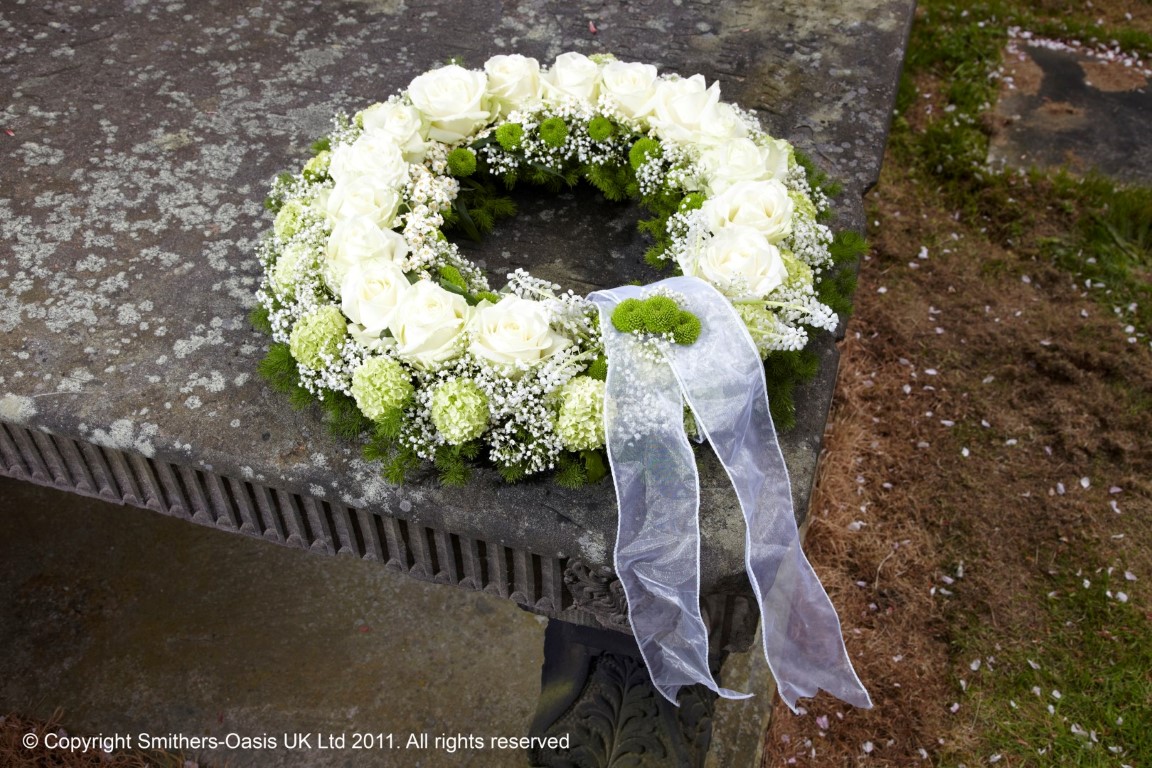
[589,276,872,711]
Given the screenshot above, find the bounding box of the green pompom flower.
[271,241,311,295]
[782,249,814,286]
[587,116,615,142]
[611,298,645,333]
[640,296,679,333]
[672,311,702,345]
[556,376,606,451]
[586,355,608,381]
[289,305,347,370]
[430,379,490,444]
[350,356,414,421]
[538,117,569,148]
[495,122,524,151]
[273,199,307,240]
[447,147,477,177]
[629,137,662,169]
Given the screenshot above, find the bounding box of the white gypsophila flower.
[340,258,411,334]
[390,280,472,369]
[685,225,789,301]
[347,321,394,353]
[699,138,784,193]
[324,176,402,228]
[701,179,795,243]
[484,54,543,114]
[469,295,571,373]
[543,51,602,103]
[358,100,429,162]
[324,216,409,293]
[599,60,659,120]
[407,64,491,143]
[328,131,410,188]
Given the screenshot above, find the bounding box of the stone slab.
[0,474,544,768]
[989,37,1152,184]
[0,0,914,602]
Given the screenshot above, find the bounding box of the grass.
[763,0,1152,764]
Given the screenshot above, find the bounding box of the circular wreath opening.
[253,52,863,487]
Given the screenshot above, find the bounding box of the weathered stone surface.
[989,39,1152,184]
[0,0,913,628]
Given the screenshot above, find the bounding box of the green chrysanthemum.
[556,376,606,451]
[539,117,569,148]
[447,147,477,177]
[586,355,608,381]
[431,379,490,444]
[672,311,702,345]
[629,137,662,169]
[587,116,615,142]
[350,356,414,421]
[495,122,523,151]
[289,305,346,370]
[640,296,679,333]
[611,298,645,333]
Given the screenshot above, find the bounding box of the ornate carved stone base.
[528,620,720,768]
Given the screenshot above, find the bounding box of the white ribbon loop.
[591,276,871,711]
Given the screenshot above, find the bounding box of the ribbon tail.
[591,287,746,706]
[666,276,873,712]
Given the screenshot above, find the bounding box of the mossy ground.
[762,1,1152,765]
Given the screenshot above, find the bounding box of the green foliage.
[678,192,705,212]
[763,348,821,430]
[323,391,370,440]
[249,303,272,334]
[310,137,330,155]
[447,147,477,177]
[554,453,588,488]
[434,444,471,486]
[257,343,308,404]
[437,264,468,291]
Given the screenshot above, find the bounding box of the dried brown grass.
[1,710,199,768]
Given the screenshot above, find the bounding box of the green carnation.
[271,241,311,295]
[789,190,818,220]
[350,356,414,421]
[302,150,330,182]
[587,116,615,142]
[430,379,490,445]
[273,199,307,240]
[781,249,814,286]
[629,137,662,169]
[447,148,477,177]
[538,117,569,148]
[289,305,347,370]
[496,122,524,151]
[557,376,606,451]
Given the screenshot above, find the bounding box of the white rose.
[699,138,777,193]
[340,259,411,334]
[324,176,402,228]
[328,132,410,188]
[484,54,543,113]
[389,280,471,369]
[695,101,750,146]
[543,51,601,103]
[468,295,570,371]
[650,74,720,144]
[600,60,659,120]
[701,180,795,243]
[686,225,789,300]
[325,217,409,293]
[407,65,491,144]
[358,102,428,161]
